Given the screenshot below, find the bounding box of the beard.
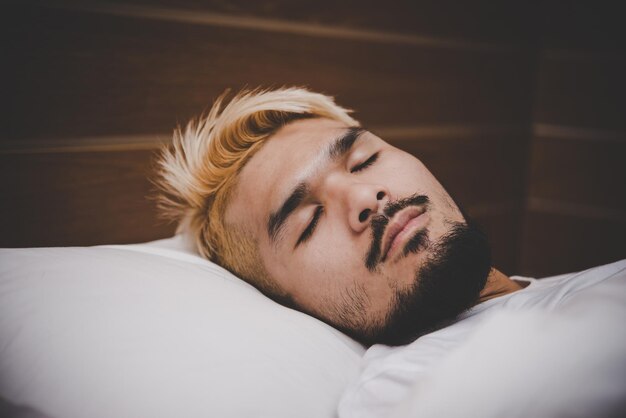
[350,195,492,346]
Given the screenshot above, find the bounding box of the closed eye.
[351,152,379,173]
[295,205,324,247]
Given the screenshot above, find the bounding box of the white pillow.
[0,236,365,418]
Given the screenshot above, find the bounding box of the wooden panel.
[98,0,534,45]
[520,211,626,277]
[528,138,626,211]
[538,1,625,52]
[473,209,523,276]
[526,1,625,278]
[1,1,535,266]
[533,55,626,130]
[0,150,176,247]
[3,5,535,144]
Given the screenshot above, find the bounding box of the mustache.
[365,194,429,272]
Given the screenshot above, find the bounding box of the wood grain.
[472,209,523,276]
[520,211,626,277]
[3,5,535,144]
[0,150,176,247]
[521,0,626,275]
[528,138,626,213]
[533,55,626,131]
[42,0,535,46]
[538,1,624,52]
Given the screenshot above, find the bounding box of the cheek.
[305,233,399,312]
[297,235,361,291]
[269,232,364,307]
[259,244,336,305]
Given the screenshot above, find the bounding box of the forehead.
[225,117,351,236]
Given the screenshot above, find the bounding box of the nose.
[327,175,389,233]
[344,183,388,233]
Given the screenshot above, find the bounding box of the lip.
[381,206,429,262]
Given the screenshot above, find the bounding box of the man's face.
[226,118,491,345]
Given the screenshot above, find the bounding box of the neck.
[476,268,523,304]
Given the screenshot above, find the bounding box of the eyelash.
[295,152,379,247]
[296,205,324,247]
[351,152,379,173]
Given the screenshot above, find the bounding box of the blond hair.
[155,87,358,297]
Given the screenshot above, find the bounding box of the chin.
[354,220,492,346]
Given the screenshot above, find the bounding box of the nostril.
[359,209,371,223]
[376,191,385,200]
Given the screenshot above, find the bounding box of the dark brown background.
[1,0,624,277]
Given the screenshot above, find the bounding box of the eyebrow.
[267,126,366,245]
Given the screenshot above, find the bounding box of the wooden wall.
[4,1,620,278]
[520,2,626,275]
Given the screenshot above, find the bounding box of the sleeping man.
[156,87,626,417]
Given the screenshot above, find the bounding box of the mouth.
[381,206,429,262]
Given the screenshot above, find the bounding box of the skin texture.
[225,118,520,344]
